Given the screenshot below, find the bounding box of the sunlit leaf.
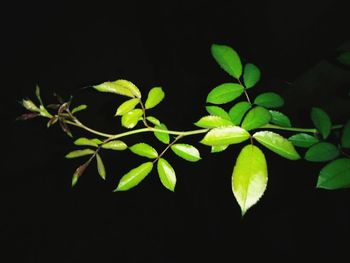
[114,162,153,191]
[65,149,95,159]
[254,92,284,108]
[211,44,242,78]
[171,144,201,162]
[115,98,140,116]
[101,140,127,150]
[71,104,87,114]
[74,137,100,147]
[211,145,229,153]
[206,83,244,104]
[269,110,291,128]
[311,107,332,139]
[96,153,106,180]
[154,123,170,144]
[21,99,40,112]
[121,109,143,128]
[241,106,271,131]
[288,133,319,148]
[337,52,350,65]
[157,158,176,191]
[304,142,340,162]
[253,131,301,160]
[94,79,141,98]
[194,115,233,128]
[232,144,268,216]
[317,158,350,189]
[129,143,158,159]
[341,120,350,148]
[200,126,250,146]
[243,63,261,89]
[229,101,251,125]
[146,116,161,126]
[145,87,165,109]
[205,106,231,120]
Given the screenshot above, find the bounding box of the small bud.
[21,99,40,112]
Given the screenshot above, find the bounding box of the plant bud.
[22,99,40,112]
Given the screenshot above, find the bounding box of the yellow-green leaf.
[146,116,161,126]
[194,115,233,128]
[115,98,140,116]
[206,106,231,120]
[94,79,141,98]
[74,137,100,147]
[157,158,176,191]
[129,143,158,159]
[171,144,201,162]
[96,153,106,180]
[65,149,95,159]
[71,104,87,114]
[211,145,229,153]
[200,126,250,146]
[121,109,143,128]
[101,140,127,150]
[145,87,165,109]
[154,123,170,144]
[211,44,242,78]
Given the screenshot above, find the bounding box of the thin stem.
[237,78,252,105]
[65,120,114,137]
[153,135,183,163]
[139,100,150,127]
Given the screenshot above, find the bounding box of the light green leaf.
[206,83,244,104]
[269,110,292,127]
[145,87,165,109]
[232,144,268,216]
[200,126,250,146]
[71,104,87,114]
[171,144,201,162]
[337,52,350,65]
[65,149,95,159]
[241,106,271,131]
[243,63,261,89]
[114,162,153,191]
[74,137,100,147]
[341,120,350,148]
[288,133,319,148]
[121,109,143,128]
[211,145,229,153]
[304,142,340,162]
[317,158,350,189]
[311,107,332,139]
[205,106,231,120]
[94,79,141,98]
[157,158,176,191]
[253,131,301,160]
[21,99,40,112]
[254,92,284,108]
[229,101,252,125]
[154,123,170,144]
[35,85,43,105]
[194,115,233,128]
[96,154,106,180]
[146,116,161,126]
[115,98,140,116]
[211,44,242,78]
[129,143,158,159]
[101,140,127,150]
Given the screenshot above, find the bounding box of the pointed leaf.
[211,44,242,78]
[94,79,141,98]
[145,87,165,109]
[21,99,40,112]
[241,106,271,131]
[206,83,244,104]
[101,140,127,150]
[157,158,176,191]
[115,162,153,191]
[74,137,100,147]
[72,161,90,187]
[341,120,350,148]
[115,98,140,116]
[96,154,106,180]
[254,92,284,108]
[337,52,350,65]
[200,126,250,146]
[311,107,332,139]
[211,145,229,153]
[288,133,319,148]
[146,116,161,126]
[35,85,43,105]
[243,63,261,89]
[171,144,201,162]
[232,144,268,215]
[205,106,231,120]
[229,101,252,125]
[305,142,340,162]
[121,109,143,128]
[71,104,87,114]
[154,123,170,144]
[194,115,233,128]
[317,158,350,189]
[269,110,292,128]
[253,131,301,160]
[65,149,95,159]
[129,143,158,159]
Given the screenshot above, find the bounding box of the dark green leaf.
[145,87,165,109]
[121,109,143,128]
[129,143,158,159]
[241,106,271,131]
[253,131,301,160]
[243,63,261,89]
[65,149,95,159]
[232,144,268,216]
[341,120,350,148]
[171,144,201,162]
[310,107,332,139]
[96,154,106,180]
[304,142,340,162]
[101,140,127,150]
[206,83,244,104]
[254,92,284,108]
[157,158,176,191]
[94,79,141,98]
[211,145,229,153]
[269,110,292,127]
[211,44,242,78]
[194,115,232,128]
[71,104,87,114]
[200,126,250,146]
[288,133,319,148]
[317,158,350,189]
[154,123,170,144]
[74,137,100,147]
[229,101,251,125]
[205,106,231,120]
[337,52,350,65]
[115,98,140,116]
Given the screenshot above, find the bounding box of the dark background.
[3,0,350,261]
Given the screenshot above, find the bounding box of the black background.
[3,0,350,261]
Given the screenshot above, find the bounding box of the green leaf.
[254,92,284,108]
[145,87,165,109]
[194,115,233,128]
[337,52,350,65]
[317,158,350,189]
[171,144,201,162]
[114,162,153,191]
[74,137,100,147]
[146,116,161,126]
[241,106,271,131]
[205,106,231,120]
[71,104,87,114]
[21,99,40,112]
[232,144,268,216]
[157,158,176,191]
[35,85,43,105]
[269,110,292,128]
[101,140,127,150]
[115,98,140,116]
[94,79,141,98]
[154,123,170,144]
[121,109,143,129]
[229,101,252,125]
[311,107,332,139]
[129,143,158,159]
[288,133,319,148]
[96,154,106,180]
[211,44,242,78]
[243,63,261,89]
[341,120,350,148]
[304,142,340,162]
[200,126,250,146]
[253,131,301,160]
[65,149,95,159]
[206,83,244,104]
[211,145,229,153]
